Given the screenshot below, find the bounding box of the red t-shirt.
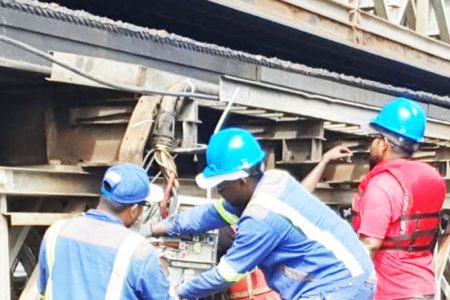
[353,172,435,299]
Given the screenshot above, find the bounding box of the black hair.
[99,195,130,214]
[382,131,416,158]
[373,125,417,158]
[389,142,414,158]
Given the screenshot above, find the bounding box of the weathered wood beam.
[118,95,161,164]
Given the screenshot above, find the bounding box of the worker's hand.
[322,145,352,163]
[150,222,169,237]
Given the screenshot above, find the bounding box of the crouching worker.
[38,163,173,300]
[151,128,376,299]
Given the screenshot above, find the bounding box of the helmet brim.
[195,170,249,189]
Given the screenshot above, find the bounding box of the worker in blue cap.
[37,163,173,300]
[151,128,376,299]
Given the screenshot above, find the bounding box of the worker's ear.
[129,204,141,219]
[238,178,246,186]
[381,137,391,152]
[239,177,250,189]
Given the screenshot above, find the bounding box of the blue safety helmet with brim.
[196,128,265,189]
[367,97,426,143]
[101,163,164,205]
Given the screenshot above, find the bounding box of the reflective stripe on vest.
[44,219,69,300]
[215,199,239,225]
[248,194,364,277]
[104,232,145,300]
[44,219,145,300]
[217,258,247,282]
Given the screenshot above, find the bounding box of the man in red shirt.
[353,97,446,300]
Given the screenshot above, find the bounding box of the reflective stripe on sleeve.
[104,232,145,300]
[217,258,246,282]
[249,194,364,277]
[214,199,239,225]
[44,219,70,300]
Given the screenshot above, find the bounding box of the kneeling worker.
[38,163,173,300]
[151,128,376,299]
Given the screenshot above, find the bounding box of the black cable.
[0,34,219,100]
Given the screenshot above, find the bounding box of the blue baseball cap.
[101,163,163,205]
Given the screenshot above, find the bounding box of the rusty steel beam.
[239,120,325,140]
[220,76,450,141]
[9,213,72,226]
[0,166,100,197]
[48,52,219,96]
[209,0,450,78]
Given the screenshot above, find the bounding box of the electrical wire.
[154,144,179,190]
[214,87,240,134]
[0,34,219,100]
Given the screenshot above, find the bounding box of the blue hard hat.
[370,97,426,142]
[196,128,265,189]
[101,163,158,205]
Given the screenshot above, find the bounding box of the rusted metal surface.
[211,0,450,75]
[0,167,100,197]
[2,2,450,106]
[9,213,73,226]
[0,2,449,298]
[49,52,219,96]
[220,75,450,141]
[46,102,128,166]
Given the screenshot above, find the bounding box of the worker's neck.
[96,203,129,225]
[246,176,261,200]
[382,151,409,162]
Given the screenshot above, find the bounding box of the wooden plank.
[118,95,161,164]
[0,196,11,300]
[9,213,71,226]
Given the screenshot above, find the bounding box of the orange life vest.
[228,268,281,300]
[353,159,446,252]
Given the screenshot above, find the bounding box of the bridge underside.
[38,0,450,97]
[1,1,450,299]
